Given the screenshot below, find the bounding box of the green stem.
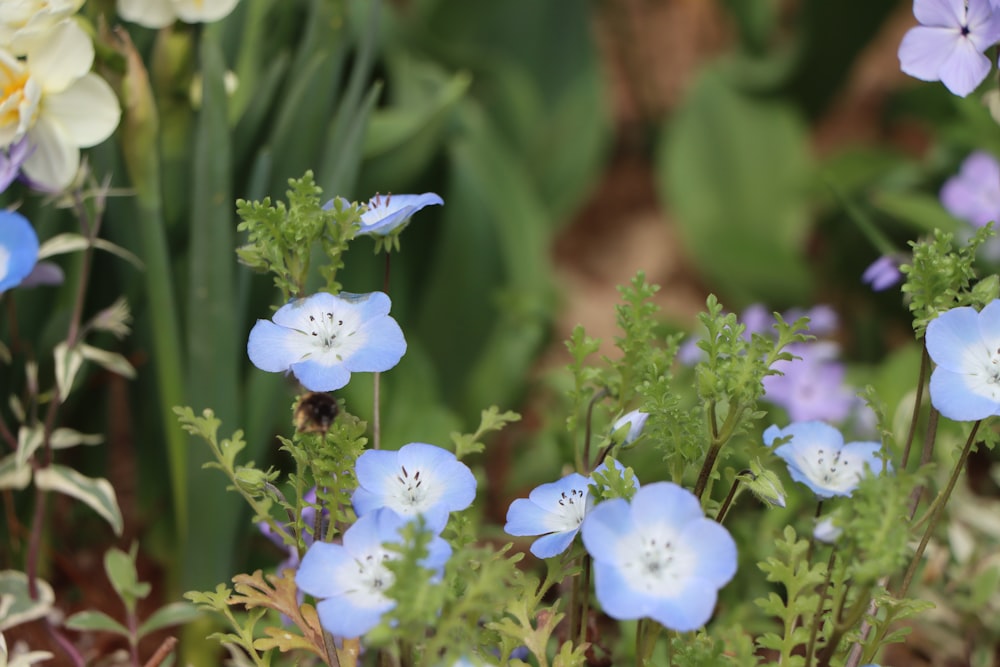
[583,388,609,472]
[694,404,743,500]
[804,550,837,666]
[714,472,748,525]
[897,419,981,598]
[899,347,929,468]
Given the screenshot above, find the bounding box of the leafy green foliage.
[902,225,997,337]
[450,405,522,460]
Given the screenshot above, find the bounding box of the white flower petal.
[117,0,178,28]
[174,0,241,23]
[19,19,92,93]
[44,73,121,148]
[23,113,79,190]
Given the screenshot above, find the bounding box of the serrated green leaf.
[0,570,55,631]
[34,465,123,536]
[64,610,130,636]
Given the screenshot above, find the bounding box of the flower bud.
[740,459,787,509]
[234,466,270,494]
[610,410,649,447]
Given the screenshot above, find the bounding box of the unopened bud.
[611,410,649,447]
[234,466,270,493]
[813,516,842,544]
[740,459,786,509]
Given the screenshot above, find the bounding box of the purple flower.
[247,291,406,391]
[0,210,39,292]
[352,443,476,533]
[764,421,886,499]
[898,0,1000,97]
[925,300,1000,420]
[580,482,737,632]
[940,151,1000,228]
[0,138,30,194]
[862,255,904,291]
[762,342,855,423]
[295,507,452,638]
[359,192,443,236]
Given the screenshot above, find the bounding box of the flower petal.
[117,0,177,28]
[930,367,1000,420]
[20,19,92,93]
[913,0,965,27]
[22,113,79,190]
[529,529,578,559]
[315,595,392,639]
[580,498,632,562]
[899,25,960,82]
[938,37,991,96]
[0,210,39,291]
[44,73,121,148]
[173,0,241,23]
[926,306,987,372]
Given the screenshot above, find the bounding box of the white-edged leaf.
[0,453,31,490]
[79,344,136,380]
[8,395,24,423]
[0,340,10,364]
[91,239,144,269]
[34,466,123,536]
[50,428,104,450]
[15,425,43,470]
[53,343,84,398]
[36,233,89,259]
[0,570,55,631]
[0,632,53,665]
[64,610,129,636]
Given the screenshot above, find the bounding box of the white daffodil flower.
[0,0,84,47]
[117,0,241,29]
[0,20,121,191]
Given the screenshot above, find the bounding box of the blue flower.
[0,210,39,292]
[611,409,649,446]
[353,443,476,533]
[247,291,406,392]
[295,507,451,638]
[925,300,1000,420]
[580,482,737,632]
[862,255,904,292]
[898,0,1000,97]
[505,472,592,558]
[764,421,885,499]
[359,192,443,236]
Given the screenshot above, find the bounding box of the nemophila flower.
[581,482,737,632]
[295,507,451,639]
[611,409,649,446]
[359,192,443,236]
[813,516,843,544]
[117,0,241,28]
[898,0,1000,97]
[862,255,904,291]
[505,472,592,558]
[764,421,885,499]
[762,342,855,423]
[925,300,1000,420]
[941,151,1000,227]
[353,443,476,533]
[0,210,38,292]
[247,291,406,392]
[0,20,121,191]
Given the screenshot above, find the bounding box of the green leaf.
[657,67,812,305]
[53,342,85,398]
[34,465,124,536]
[0,453,31,490]
[15,425,43,471]
[137,602,202,639]
[79,344,137,379]
[0,570,55,631]
[49,428,104,450]
[64,610,129,636]
[104,547,150,607]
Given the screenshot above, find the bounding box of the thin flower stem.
[805,549,837,666]
[900,347,929,468]
[373,253,390,450]
[577,555,592,648]
[907,407,939,517]
[897,419,981,599]
[693,404,742,500]
[583,388,609,472]
[715,472,749,524]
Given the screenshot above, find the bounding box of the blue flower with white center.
[504,472,593,559]
[504,460,639,559]
[581,482,736,632]
[247,291,406,392]
[764,421,885,499]
[359,192,443,236]
[295,507,451,639]
[925,300,1000,421]
[352,443,476,533]
[0,210,38,292]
